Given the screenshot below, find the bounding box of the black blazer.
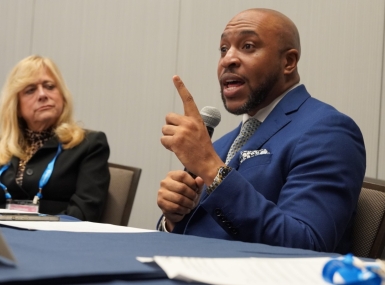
[0,131,110,222]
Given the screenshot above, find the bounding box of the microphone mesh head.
[200,106,221,129]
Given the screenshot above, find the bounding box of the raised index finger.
[173,75,201,117]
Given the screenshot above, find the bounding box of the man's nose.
[220,48,241,68]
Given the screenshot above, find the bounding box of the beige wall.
[0,0,384,229]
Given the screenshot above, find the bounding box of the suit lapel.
[224,106,292,168]
[201,85,310,198]
[7,156,30,199]
[227,85,310,168]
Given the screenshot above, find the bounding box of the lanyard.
[33,143,62,204]
[0,144,62,204]
[0,164,11,199]
[323,254,382,284]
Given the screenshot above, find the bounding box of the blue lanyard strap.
[36,143,62,200]
[323,253,383,284]
[0,164,11,200]
[0,144,62,202]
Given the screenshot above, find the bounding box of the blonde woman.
[0,55,110,221]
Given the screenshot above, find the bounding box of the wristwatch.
[206,166,232,194]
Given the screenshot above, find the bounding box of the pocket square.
[240,149,270,163]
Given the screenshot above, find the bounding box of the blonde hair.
[0,55,85,164]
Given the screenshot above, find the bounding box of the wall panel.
[297,1,384,179]
[31,0,180,228]
[0,0,34,84]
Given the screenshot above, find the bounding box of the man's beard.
[221,72,279,115]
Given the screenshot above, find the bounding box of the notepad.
[0,213,59,221]
[138,256,333,285]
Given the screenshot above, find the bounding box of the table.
[0,224,336,284]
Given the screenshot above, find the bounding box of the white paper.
[0,221,156,233]
[138,256,331,285]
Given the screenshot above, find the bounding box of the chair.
[351,178,385,258]
[100,163,141,226]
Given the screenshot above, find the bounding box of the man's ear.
[283,49,299,75]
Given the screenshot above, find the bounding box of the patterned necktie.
[225,118,261,165]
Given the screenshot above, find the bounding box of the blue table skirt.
[0,225,333,284]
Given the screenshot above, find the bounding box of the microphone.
[184,106,221,178]
[200,106,221,138]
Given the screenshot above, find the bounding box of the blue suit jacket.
[171,85,366,254]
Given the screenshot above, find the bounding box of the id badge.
[6,200,39,213]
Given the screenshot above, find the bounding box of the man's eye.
[244,44,253,49]
[220,46,228,53]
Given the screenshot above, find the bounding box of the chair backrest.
[100,163,141,226]
[352,178,385,258]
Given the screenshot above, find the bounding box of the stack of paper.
[138,256,332,285]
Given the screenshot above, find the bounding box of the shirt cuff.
[158,216,169,233]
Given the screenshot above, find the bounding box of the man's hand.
[157,170,204,231]
[160,75,224,184]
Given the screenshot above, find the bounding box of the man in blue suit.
[158,8,366,254]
